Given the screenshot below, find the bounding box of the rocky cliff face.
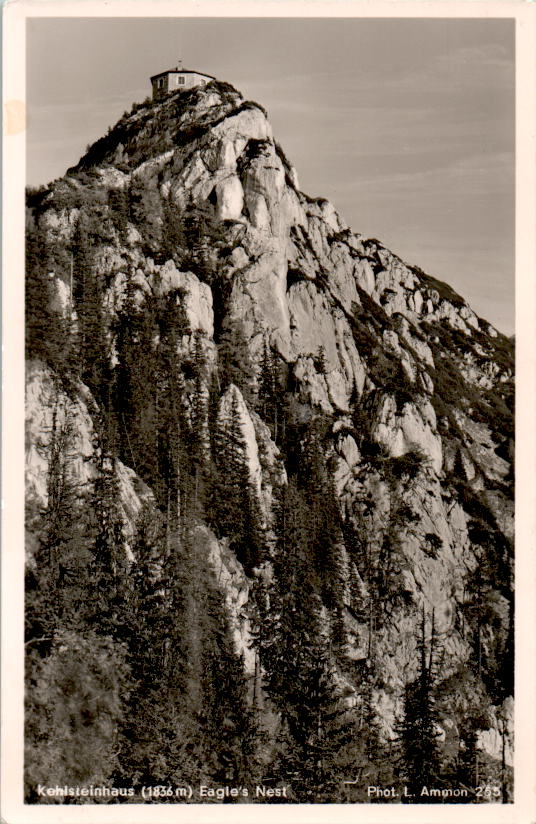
[26,79,514,798]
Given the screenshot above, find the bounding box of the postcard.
[2,2,535,823]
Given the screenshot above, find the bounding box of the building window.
[158,77,164,88]
[178,76,185,85]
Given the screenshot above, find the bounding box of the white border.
[3,3,535,823]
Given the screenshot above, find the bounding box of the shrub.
[237,138,272,175]
[355,285,393,330]
[424,533,443,558]
[396,504,420,525]
[411,267,466,309]
[240,99,268,118]
[25,630,131,800]
[327,228,352,246]
[385,448,428,481]
[286,266,307,289]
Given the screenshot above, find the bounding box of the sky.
[27,17,515,334]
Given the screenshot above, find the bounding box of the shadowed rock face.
[27,79,514,766]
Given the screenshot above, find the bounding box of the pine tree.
[200,591,260,790]
[276,644,355,802]
[26,216,77,383]
[154,287,193,520]
[398,606,442,800]
[182,202,227,285]
[341,666,390,801]
[211,388,265,573]
[115,505,198,790]
[113,267,142,469]
[25,399,130,800]
[113,277,163,485]
[118,521,261,793]
[190,329,211,490]
[257,480,355,801]
[85,432,130,638]
[456,717,482,792]
[114,283,193,510]
[108,188,129,242]
[217,318,257,406]
[314,345,328,375]
[182,203,213,281]
[160,194,186,265]
[463,530,513,703]
[72,220,111,406]
[25,398,90,647]
[258,480,320,702]
[258,337,281,440]
[299,419,346,611]
[125,502,171,685]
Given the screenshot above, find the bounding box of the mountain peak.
[25,70,514,800]
[66,79,265,177]
[31,73,513,447]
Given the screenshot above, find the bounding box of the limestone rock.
[371,395,443,473]
[214,174,244,220]
[25,361,149,549]
[153,261,214,337]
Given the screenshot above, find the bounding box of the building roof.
[150,68,216,82]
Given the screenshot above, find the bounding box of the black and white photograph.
[2,4,535,822]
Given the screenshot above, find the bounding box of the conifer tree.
[182,203,213,281]
[113,277,162,485]
[200,591,260,789]
[114,283,193,509]
[182,202,227,285]
[125,502,171,685]
[85,432,130,638]
[398,606,442,800]
[299,420,346,610]
[118,521,260,793]
[258,480,355,801]
[113,268,142,468]
[26,217,76,383]
[25,401,129,799]
[108,187,129,241]
[456,717,482,792]
[259,479,320,704]
[160,195,186,265]
[276,644,355,802]
[25,218,51,357]
[190,329,211,486]
[314,345,328,375]
[153,288,193,519]
[115,505,198,790]
[341,666,390,801]
[212,388,265,573]
[72,220,111,406]
[217,318,257,406]
[25,398,90,647]
[258,337,281,439]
